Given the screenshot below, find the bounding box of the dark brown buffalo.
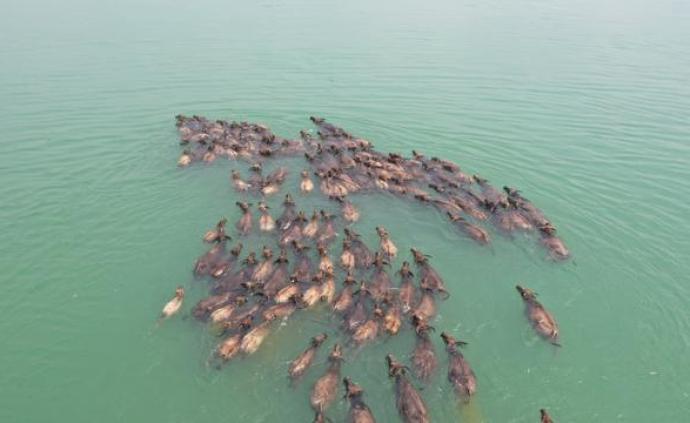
[397,262,417,314]
[277,194,297,230]
[317,245,334,274]
[258,202,275,232]
[209,242,243,279]
[352,305,382,346]
[303,211,321,239]
[516,285,561,346]
[539,225,570,260]
[383,294,402,335]
[220,303,261,333]
[210,249,256,293]
[344,378,377,423]
[250,246,273,284]
[248,163,263,192]
[310,344,343,413]
[412,287,436,322]
[260,298,298,321]
[450,194,489,221]
[332,272,357,313]
[340,240,355,271]
[235,201,253,235]
[344,283,370,333]
[410,248,449,299]
[274,278,301,304]
[203,217,231,243]
[376,226,398,258]
[369,252,392,302]
[345,228,373,269]
[261,249,289,297]
[447,212,490,245]
[411,316,437,383]
[207,294,248,324]
[317,210,337,246]
[386,354,430,423]
[494,205,533,233]
[290,241,313,283]
[300,170,314,193]
[440,332,477,399]
[231,170,251,192]
[336,196,359,222]
[240,319,273,355]
[192,291,238,321]
[503,186,551,228]
[299,272,320,308]
[193,240,227,277]
[288,333,328,381]
[265,166,288,185]
[473,175,508,211]
[215,332,243,362]
[280,212,306,246]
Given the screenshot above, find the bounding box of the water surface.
[1,0,689,421]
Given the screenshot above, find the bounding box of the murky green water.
[2,0,690,421]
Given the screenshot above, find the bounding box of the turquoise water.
[2,0,690,421]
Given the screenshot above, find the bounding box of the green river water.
[1,0,689,421]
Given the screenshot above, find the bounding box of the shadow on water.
[458,400,486,423]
